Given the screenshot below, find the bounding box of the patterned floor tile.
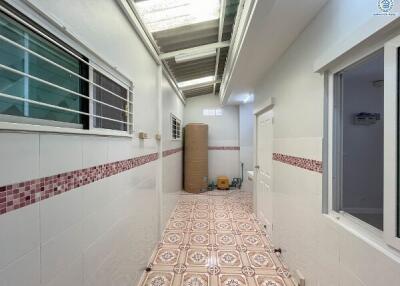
[167,220,188,231]
[141,272,174,286]
[255,275,287,286]
[214,211,230,220]
[154,248,180,265]
[182,273,210,286]
[219,274,248,286]
[247,251,275,269]
[190,233,210,246]
[195,204,210,211]
[163,232,185,245]
[173,211,191,220]
[215,221,233,232]
[233,211,249,220]
[216,233,236,247]
[192,220,210,231]
[217,250,242,267]
[241,234,264,248]
[236,221,257,232]
[137,190,295,286]
[186,249,212,266]
[194,211,210,220]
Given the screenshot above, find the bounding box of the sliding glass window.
[0,11,89,127]
[93,70,128,131]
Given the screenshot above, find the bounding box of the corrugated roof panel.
[183,85,214,98]
[133,0,240,98]
[135,0,220,32]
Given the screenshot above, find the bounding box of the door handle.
[255,165,260,169]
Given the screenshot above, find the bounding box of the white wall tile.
[82,136,108,168]
[107,138,134,162]
[208,150,240,181]
[82,201,116,250]
[83,228,114,283]
[40,188,84,243]
[41,222,83,285]
[0,248,40,286]
[82,178,112,217]
[0,204,40,269]
[0,133,39,186]
[44,256,83,286]
[39,134,83,177]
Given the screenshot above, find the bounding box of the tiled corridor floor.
[138,190,294,286]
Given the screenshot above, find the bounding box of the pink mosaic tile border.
[208,146,240,151]
[0,152,159,216]
[162,147,183,157]
[273,153,322,173]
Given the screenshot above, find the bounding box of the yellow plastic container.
[217,176,230,190]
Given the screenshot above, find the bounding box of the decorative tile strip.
[208,146,240,150]
[162,147,183,157]
[0,152,159,216]
[273,153,322,173]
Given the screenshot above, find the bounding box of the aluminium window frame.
[0,1,135,137]
[88,64,133,136]
[326,34,400,252]
[383,34,400,250]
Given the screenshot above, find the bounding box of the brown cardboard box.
[184,123,208,193]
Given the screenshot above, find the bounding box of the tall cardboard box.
[184,123,208,193]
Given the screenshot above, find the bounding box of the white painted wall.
[183,94,240,183]
[160,74,184,229]
[253,0,400,285]
[239,103,253,192]
[0,1,183,286]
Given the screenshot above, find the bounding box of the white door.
[255,110,273,234]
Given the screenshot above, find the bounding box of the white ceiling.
[224,0,328,104]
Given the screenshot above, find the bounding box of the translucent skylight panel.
[135,0,220,32]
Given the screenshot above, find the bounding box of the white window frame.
[88,62,133,136]
[326,33,400,251]
[170,113,181,141]
[383,34,400,249]
[0,2,135,138]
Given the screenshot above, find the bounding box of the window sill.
[325,211,400,262]
[0,121,133,138]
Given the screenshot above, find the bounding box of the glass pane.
[0,15,26,117]
[93,70,127,131]
[0,12,86,125]
[338,50,384,230]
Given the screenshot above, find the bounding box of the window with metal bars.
[0,6,132,133]
[93,70,128,131]
[171,113,181,140]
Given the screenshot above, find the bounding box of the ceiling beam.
[214,0,227,95]
[159,41,231,60]
[180,80,222,91]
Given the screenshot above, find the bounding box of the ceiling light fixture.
[175,49,217,63]
[178,76,215,88]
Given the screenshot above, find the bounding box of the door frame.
[253,97,275,226]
